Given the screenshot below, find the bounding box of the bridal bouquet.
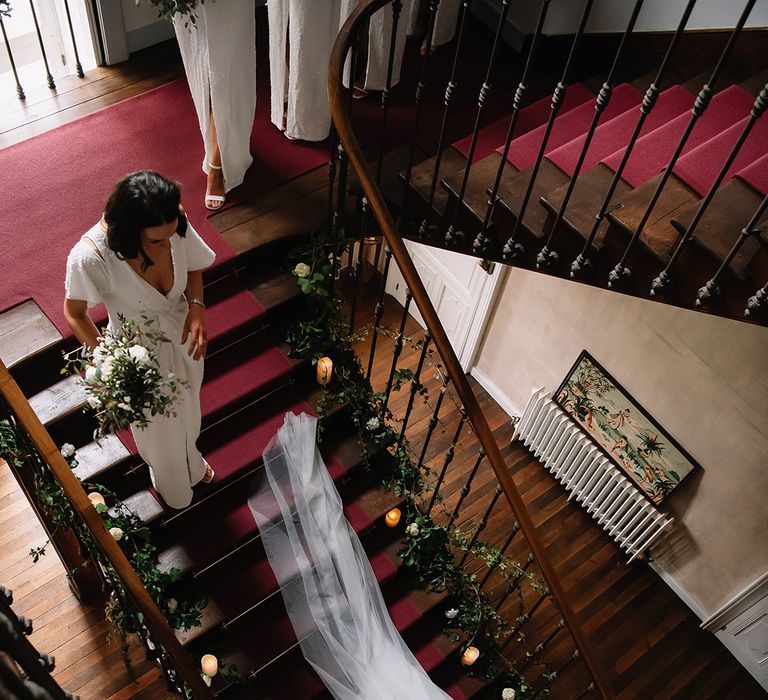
[66,315,186,438]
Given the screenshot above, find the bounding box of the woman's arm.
[63,298,101,351]
[183,269,207,360]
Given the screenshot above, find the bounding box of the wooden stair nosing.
[0,299,62,371]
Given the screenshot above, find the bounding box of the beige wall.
[475,267,768,616]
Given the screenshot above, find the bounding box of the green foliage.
[284,225,547,693]
[0,418,205,657]
[138,0,200,22]
[0,2,10,17]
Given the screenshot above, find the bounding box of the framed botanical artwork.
[555,350,700,506]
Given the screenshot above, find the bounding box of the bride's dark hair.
[104,170,186,270]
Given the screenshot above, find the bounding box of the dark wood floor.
[1,39,763,700]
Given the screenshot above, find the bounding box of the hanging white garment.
[65,223,216,510]
[407,0,462,48]
[268,0,342,142]
[248,412,451,700]
[341,0,415,91]
[173,2,256,191]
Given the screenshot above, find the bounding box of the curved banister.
[329,3,614,697]
[0,359,214,700]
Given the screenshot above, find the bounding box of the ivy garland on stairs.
[285,229,552,697]
[0,418,205,666]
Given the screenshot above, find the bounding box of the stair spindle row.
[502,0,595,261]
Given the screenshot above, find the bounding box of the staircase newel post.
[569,0,698,280]
[608,0,757,291]
[502,0,595,262]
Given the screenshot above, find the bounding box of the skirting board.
[469,366,523,422]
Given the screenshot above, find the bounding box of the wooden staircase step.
[28,374,87,428]
[0,299,61,371]
[672,177,768,281]
[404,148,468,217]
[71,433,133,484]
[441,152,511,223]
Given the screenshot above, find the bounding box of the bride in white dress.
[63,171,216,510]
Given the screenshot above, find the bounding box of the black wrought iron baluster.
[473,0,551,257]
[570,0,697,279]
[479,520,520,588]
[608,0,757,290]
[427,408,468,514]
[382,290,413,410]
[698,194,768,309]
[653,84,768,296]
[448,447,484,526]
[518,618,565,671]
[502,0,595,261]
[537,0,646,270]
[375,0,403,186]
[348,206,369,333]
[416,375,451,471]
[458,484,504,567]
[326,128,339,236]
[532,649,581,697]
[28,0,55,89]
[398,330,432,439]
[62,0,84,78]
[419,0,472,240]
[745,279,768,318]
[575,683,597,699]
[0,13,25,99]
[401,0,441,201]
[367,247,393,378]
[444,0,512,248]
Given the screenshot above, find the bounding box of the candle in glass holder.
[201,654,218,677]
[461,646,480,666]
[316,357,333,386]
[385,508,401,528]
[88,492,106,507]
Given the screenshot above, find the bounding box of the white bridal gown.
[173,1,256,192]
[249,412,451,699]
[65,223,216,510]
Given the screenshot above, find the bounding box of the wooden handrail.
[329,3,614,697]
[0,359,214,700]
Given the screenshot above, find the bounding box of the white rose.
[60,443,76,459]
[366,417,380,431]
[445,608,458,620]
[406,523,420,537]
[294,262,311,278]
[502,689,516,700]
[109,527,124,542]
[85,366,98,384]
[87,395,102,409]
[99,359,114,378]
[201,674,212,688]
[92,344,108,367]
[166,598,178,613]
[128,345,150,365]
[117,402,132,412]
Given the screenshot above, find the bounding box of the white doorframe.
[385,241,508,373]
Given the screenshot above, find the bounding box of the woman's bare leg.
[206,108,226,209]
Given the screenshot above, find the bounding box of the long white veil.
[248,412,451,699]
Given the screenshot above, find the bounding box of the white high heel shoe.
[205,163,226,211]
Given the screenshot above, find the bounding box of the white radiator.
[513,388,674,563]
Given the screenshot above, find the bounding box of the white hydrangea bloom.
[406,522,420,537]
[109,527,124,542]
[445,608,458,620]
[502,689,516,700]
[85,366,98,384]
[366,417,380,431]
[87,395,102,409]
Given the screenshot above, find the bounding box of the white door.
[385,241,507,371]
[715,592,768,690]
